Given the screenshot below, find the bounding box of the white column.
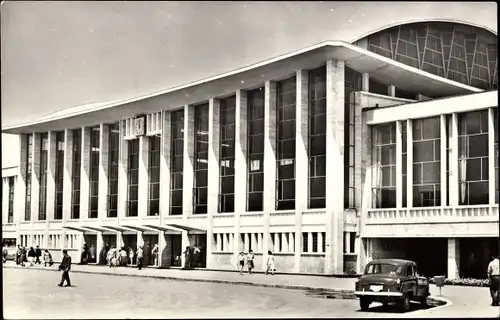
[31,133,41,223]
[182,105,195,216]
[216,233,222,251]
[138,135,149,218]
[325,59,345,274]
[307,232,313,253]
[273,233,279,252]
[46,132,57,221]
[117,120,129,219]
[80,127,91,219]
[289,232,295,253]
[258,233,263,253]
[344,232,351,253]
[96,232,104,264]
[234,90,247,259]
[98,124,109,219]
[207,98,220,267]
[450,113,459,206]
[281,232,288,253]
[295,69,308,272]
[318,232,323,253]
[406,120,413,208]
[388,85,396,97]
[447,238,460,279]
[158,231,166,267]
[244,233,250,252]
[159,111,171,224]
[62,129,73,221]
[263,80,277,265]
[14,135,27,243]
[362,73,369,92]
[440,115,448,206]
[488,108,496,205]
[396,121,403,209]
[2,179,8,223]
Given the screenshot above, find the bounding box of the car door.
[406,264,418,297]
[415,265,429,298]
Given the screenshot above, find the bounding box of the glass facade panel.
[495,108,498,204]
[170,110,184,215]
[148,135,161,216]
[276,76,296,210]
[25,134,33,221]
[71,129,82,219]
[107,123,119,217]
[412,117,441,207]
[308,66,326,209]
[8,177,14,223]
[89,127,100,218]
[38,133,48,220]
[127,139,139,216]
[458,110,489,205]
[372,123,396,208]
[219,96,236,213]
[247,87,265,211]
[54,132,64,220]
[194,104,209,214]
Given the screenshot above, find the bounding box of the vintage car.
[354,259,430,312]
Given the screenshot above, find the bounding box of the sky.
[1,1,497,168]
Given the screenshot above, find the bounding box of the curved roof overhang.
[2,40,483,135]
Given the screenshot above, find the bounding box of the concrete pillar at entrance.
[159,111,171,223]
[234,89,247,262]
[488,108,496,205]
[158,231,167,268]
[388,85,396,97]
[406,120,413,208]
[295,69,308,272]
[447,238,460,279]
[344,232,351,254]
[450,114,459,206]
[395,121,403,209]
[117,120,129,219]
[46,131,57,221]
[98,124,109,219]
[362,73,369,92]
[136,231,144,248]
[325,59,345,274]
[80,127,91,219]
[31,133,41,223]
[116,232,124,249]
[440,115,448,207]
[182,105,195,216]
[263,80,277,267]
[96,232,104,264]
[62,129,73,221]
[181,230,190,268]
[138,135,149,218]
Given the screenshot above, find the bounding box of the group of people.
[237,250,276,275]
[102,243,160,270]
[180,245,204,268]
[13,245,53,267]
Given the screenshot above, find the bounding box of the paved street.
[4,268,431,319]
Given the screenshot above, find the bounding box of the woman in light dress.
[246,250,255,275]
[266,250,276,275]
[237,252,246,275]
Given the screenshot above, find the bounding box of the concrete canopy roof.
[2,40,482,135]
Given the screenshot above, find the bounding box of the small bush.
[428,277,490,287]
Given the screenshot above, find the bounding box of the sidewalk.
[3,262,499,318]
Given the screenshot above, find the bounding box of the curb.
[3,265,449,307]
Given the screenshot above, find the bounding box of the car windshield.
[365,263,403,276]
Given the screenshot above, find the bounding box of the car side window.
[406,265,414,276]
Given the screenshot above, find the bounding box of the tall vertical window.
[494,108,498,204]
[372,123,396,208]
[170,110,184,215]
[413,117,441,207]
[401,122,407,208]
[458,110,489,205]
[344,67,361,208]
[25,134,33,221]
[71,129,82,219]
[39,133,48,220]
[54,132,64,220]
[148,135,161,216]
[194,104,209,214]
[107,123,119,217]
[89,127,100,218]
[276,76,296,210]
[127,139,139,216]
[247,87,265,212]
[8,177,14,223]
[308,66,327,209]
[219,96,236,213]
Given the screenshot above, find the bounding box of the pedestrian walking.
[119,247,128,266]
[193,245,201,267]
[487,253,500,306]
[89,244,96,263]
[2,244,8,263]
[81,243,89,265]
[152,244,159,267]
[16,245,21,265]
[128,247,135,266]
[237,252,246,275]
[183,246,191,269]
[58,249,72,287]
[20,246,27,266]
[265,250,276,275]
[35,245,42,264]
[43,249,53,267]
[246,250,255,275]
[28,247,36,266]
[107,246,117,267]
[136,246,144,270]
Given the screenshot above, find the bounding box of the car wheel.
[399,295,411,312]
[360,298,371,311]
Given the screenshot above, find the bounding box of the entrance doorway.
[190,234,207,268]
[100,234,117,265]
[83,234,97,263]
[169,234,182,267]
[142,234,158,266]
[122,234,137,264]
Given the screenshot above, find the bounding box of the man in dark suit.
[58,249,72,287]
[35,245,42,264]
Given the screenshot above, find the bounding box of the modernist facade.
[2,21,498,277]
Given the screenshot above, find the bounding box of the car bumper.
[354,291,403,297]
